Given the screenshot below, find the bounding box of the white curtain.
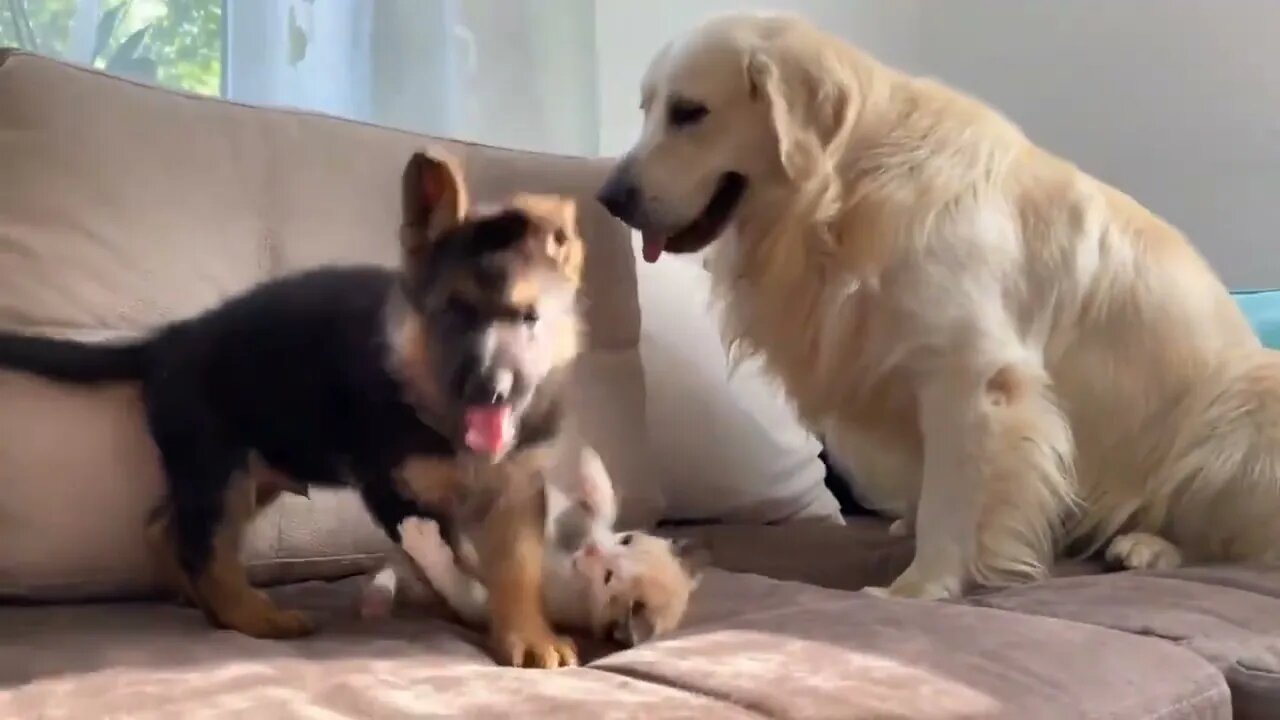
[222,0,598,156]
[225,0,374,120]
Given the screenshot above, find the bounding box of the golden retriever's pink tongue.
[464,405,512,455]
[641,233,666,264]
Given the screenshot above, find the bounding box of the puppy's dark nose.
[462,368,514,406]
[597,174,640,223]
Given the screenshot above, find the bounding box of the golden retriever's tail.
[970,365,1078,586]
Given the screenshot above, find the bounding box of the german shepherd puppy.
[0,151,585,668]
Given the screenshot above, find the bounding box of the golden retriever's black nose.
[597,174,640,224]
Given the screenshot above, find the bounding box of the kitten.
[361,442,708,645]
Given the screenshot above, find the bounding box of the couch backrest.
[0,50,653,599]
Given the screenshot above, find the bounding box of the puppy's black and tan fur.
[0,152,586,668]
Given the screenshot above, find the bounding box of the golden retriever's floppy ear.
[746,45,849,181]
[512,193,586,286]
[401,149,470,259]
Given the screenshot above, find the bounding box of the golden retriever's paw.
[888,518,913,538]
[491,625,579,669]
[1106,532,1183,571]
[862,567,960,600]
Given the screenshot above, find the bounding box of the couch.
[1,50,1278,720]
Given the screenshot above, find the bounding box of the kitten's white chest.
[541,555,594,625]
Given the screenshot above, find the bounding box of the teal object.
[1233,290,1280,350]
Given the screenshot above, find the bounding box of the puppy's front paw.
[491,624,579,669]
[1106,532,1183,571]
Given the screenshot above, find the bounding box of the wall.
[594,1,923,157]
[594,2,1280,288]
[917,2,1280,289]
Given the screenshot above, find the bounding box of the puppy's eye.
[619,533,634,546]
[603,570,614,585]
[668,100,708,128]
[443,298,478,325]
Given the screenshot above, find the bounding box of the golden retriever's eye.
[619,533,634,546]
[668,99,708,128]
[603,570,614,585]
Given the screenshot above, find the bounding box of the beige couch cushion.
[0,570,1230,719]
[0,50,649,599]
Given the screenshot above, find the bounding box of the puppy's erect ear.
[401,150,469,259]
[746,44,850,181]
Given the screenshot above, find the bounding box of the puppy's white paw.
[1106,532,1183,571]
[888,518,913,538]
[861,566,960,601]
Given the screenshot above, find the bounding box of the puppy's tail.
[0,332,148,383]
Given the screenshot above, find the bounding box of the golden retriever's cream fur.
[600,13,1280,599]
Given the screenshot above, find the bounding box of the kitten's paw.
[400,518,449,555]
[358,566,398,620]
[1106,532,1183,571]
[398,517,456,574]
[360,584,396,620]
[400,517,444,548]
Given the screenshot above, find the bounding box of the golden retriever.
[597,12,1280,599]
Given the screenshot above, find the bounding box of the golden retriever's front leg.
[865,363,1076,600]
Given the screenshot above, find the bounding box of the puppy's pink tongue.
[641,233,666,264]
[464,405,513,456]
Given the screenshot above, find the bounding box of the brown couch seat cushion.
[972,566,1280,720]
[1,569,1229,719]
[662,517,1104,595]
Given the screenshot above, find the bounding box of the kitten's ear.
[401,149,469,260]
[672,537,712,584]
[615,602,657,647]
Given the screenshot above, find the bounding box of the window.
[2,0,599,155]
[2,0,225,96]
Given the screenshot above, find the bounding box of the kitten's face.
[572,532,708,646]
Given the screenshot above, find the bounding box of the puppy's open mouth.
[642,172,746,263]
[463,403,514,457]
